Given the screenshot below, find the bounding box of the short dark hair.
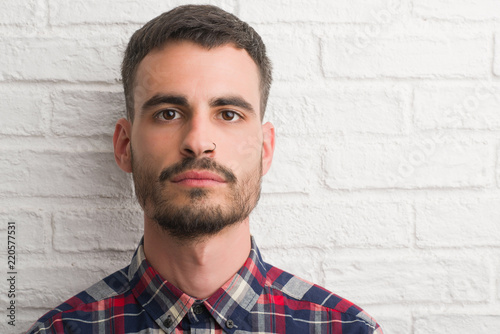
[121,4,272,122]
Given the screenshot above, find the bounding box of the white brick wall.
[1,0,500,333]
[322,33,491,78]
[413,0,500,21]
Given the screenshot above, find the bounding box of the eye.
[220,110,241,121]
[155,109,180,121]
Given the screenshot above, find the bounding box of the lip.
[170,170,226,186]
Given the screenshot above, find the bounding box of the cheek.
[224,134,263,177]
[132,129,177,164]
[130,142,162,176]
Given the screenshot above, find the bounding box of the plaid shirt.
[27,237,382,333]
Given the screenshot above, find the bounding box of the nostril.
[183,148,195,156]
[204,142,216,153]
[181,140,216,157]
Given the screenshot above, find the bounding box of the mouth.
[170,170,226,187]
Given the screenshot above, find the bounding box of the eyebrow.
[140,94,256,115]
[210,96,255,114]
[141,94,189,114]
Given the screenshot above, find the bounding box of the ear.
[261,122,275,176]
[113,118,133,173]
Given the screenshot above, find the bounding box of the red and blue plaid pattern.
[27,237,383,333]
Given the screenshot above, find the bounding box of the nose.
[180,114,216,158]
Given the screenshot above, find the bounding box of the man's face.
[119,41,274,240]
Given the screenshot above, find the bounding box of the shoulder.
[26,266,132,334]
[263,263,383,333]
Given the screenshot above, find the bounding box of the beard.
[131,149,262,241]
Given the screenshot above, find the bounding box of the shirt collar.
[127,236,268,333]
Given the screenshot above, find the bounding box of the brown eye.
[157,109,179,121]
[221,110,240,121]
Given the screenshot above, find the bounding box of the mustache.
[159,157,237,183]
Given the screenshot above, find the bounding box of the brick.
[322,34,490,78]
[414,83,500,130]
[415,315,500,334]
[323,139,494,189]
[498,262,500,300]
[251,201,411,248]
[51,90,125,136]
[261,30,319,81]
[323,259,489,304]
[267,84,409,135]
[14,265,111,309]
[1,249,133,310]
[0,38,121,82]
[240,0,404,23]
[0,0,41,25]
[0,211,49,254]
[0,151,132,197]
[261,137,320,194]
[373,315,411,334]
[495,34,500,77]
[416,198,500,247]
[497,147,500,187]
[414,0,500,20]
[49,0,235,25]
[53,209,143,252]
[0,88,48,135]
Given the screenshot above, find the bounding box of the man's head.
[113,5,275,240]
[121,4,272,122]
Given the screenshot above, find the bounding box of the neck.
[143,216,252,299]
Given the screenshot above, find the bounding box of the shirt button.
[193,304,204,315]
[163,315,173,327]
[226,319,234,329]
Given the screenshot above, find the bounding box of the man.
[27,5,382,333]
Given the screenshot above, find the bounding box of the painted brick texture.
[413,0,500,21]
[322,33,491,78]
[1,1,500,333]
[0,0,43,25]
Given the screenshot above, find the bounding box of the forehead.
[133,41,261,112]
